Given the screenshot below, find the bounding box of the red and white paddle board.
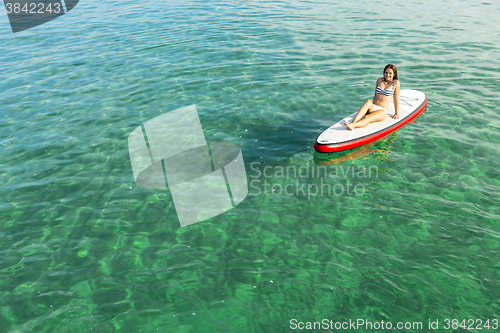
[314,89,427,153]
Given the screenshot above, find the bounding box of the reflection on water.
[314,108,428,166]
[314,131,398,165]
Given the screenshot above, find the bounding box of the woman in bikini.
[343,64,400,131]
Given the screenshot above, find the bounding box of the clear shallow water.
[1,0,499,332]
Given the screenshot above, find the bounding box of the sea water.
[0,0,499,331]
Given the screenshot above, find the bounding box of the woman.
[343,64,400,131]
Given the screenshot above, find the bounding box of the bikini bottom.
[372,104,387,113]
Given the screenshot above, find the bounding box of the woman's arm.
[373,78,381,101]
[392,80,400,119]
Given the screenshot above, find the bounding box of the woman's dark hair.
[384,64,398,81]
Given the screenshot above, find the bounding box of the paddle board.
[314,89,427,153]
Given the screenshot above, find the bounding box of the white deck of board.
[317,90,425,145]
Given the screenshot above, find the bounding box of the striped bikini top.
[375,80,395,97]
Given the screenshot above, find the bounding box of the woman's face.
[384,68,394,81]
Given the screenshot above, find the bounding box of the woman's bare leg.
[350,110,387,129]
[343,100,374,130]
[352,100,374,123]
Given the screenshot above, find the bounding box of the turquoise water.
[1,0,500,331]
